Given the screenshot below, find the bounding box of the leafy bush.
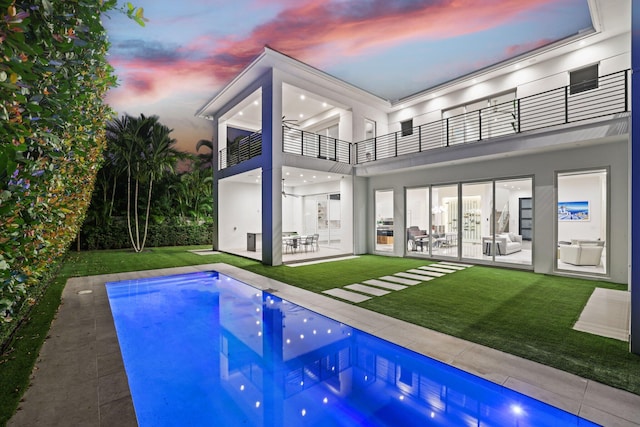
[82,221,213,250]
[0,2,143,334]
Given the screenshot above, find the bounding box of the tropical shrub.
[82,220,213,250]
[0,1,143,334]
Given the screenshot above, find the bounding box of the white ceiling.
[224,83,338,132]
[221,166,342,189]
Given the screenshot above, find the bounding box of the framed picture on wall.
[558,200,590,221]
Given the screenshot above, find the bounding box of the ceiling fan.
[282,115,299,130]
[281,179,300,198]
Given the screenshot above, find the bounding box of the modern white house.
[197,0,638,348]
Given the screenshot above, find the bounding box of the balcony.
[354,69,629,164]
[218,70,628,170]
[282,126,352,164]
[218,130,262,169]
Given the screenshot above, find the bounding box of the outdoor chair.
[284,237,298,254]
[300,235,315,252]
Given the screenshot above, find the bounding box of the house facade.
[197,0,640,352]
[197,0,636,345]
[197,0,640,353]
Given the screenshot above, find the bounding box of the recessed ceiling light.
[322,102,327,107]
[300,94,306,100]
[327,175,331,179]
[239,111,243,116]
[313,175,316,178]
[286,172,290,176]
[253,100,259,106]
[300,174,304,177]
[299,113,304,118]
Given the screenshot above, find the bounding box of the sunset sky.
[103,0,592,154]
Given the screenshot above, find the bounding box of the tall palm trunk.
[140,180,153,251]
[125,164,139,252]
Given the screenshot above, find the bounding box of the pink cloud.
[180,0,559,79]
[108,0,560,110]
[504,38,556,57]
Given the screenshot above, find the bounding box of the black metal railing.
[218,130,262,169]
[282,126,351,164]
[217,70,628,169]
[355,69,629,164]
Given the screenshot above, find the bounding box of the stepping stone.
[380,275,421,286]
[363,279,407,291]
[420,266,455,274]
[408,269,444,278]
[323,288,371,303]
[345,283,390,296]
[433,263,465,270]
[438,261,473,268]
[395,272,433,281]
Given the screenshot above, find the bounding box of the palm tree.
[196,139,214,169]
[107,114,186,252]
[172,164,213,222]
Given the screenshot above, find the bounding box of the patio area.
[8,263,640,426]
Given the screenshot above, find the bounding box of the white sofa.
[559,241,604,266]
[482,233,522,255]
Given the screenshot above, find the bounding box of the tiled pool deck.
[8,263,640,426]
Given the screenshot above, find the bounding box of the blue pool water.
[106,271,599,427]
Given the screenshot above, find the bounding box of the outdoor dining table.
[283,235,307,253]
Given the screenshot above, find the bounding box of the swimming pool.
[106,271,599,426]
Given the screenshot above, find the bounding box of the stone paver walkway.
[322,262,470,303]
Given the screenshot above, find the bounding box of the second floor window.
[570,64,599,95]
[401,119,413,136]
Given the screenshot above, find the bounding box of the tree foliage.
[0,1,144,326]
[105,114,187,252]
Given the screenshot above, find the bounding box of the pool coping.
[8,263,640,427]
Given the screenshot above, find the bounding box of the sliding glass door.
[431,184,458,258]
[461,182,492,261]
[406,187,429,255]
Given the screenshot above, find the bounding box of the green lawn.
[1,246,638,425]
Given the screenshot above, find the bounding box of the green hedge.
[0,1,144,332]
[82,222,214,250]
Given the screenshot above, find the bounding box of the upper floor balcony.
[354,69,629,164]
[217,69,629,171]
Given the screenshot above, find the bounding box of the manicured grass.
[1,246,638,425]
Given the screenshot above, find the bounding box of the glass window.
[431,184,458,258]
[492,178,532,266]
[401,119,413,137]
[570,64,599,95]
[365,119,376,140]
[557,170,607,275]
[461,182,492,261]
[406,188,429,255]
[375,190,394,252]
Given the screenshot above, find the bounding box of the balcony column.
[630,2,640,354]
[211,117,220,251]
[260,69,284,266]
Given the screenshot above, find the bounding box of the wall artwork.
[558,200,590,221]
